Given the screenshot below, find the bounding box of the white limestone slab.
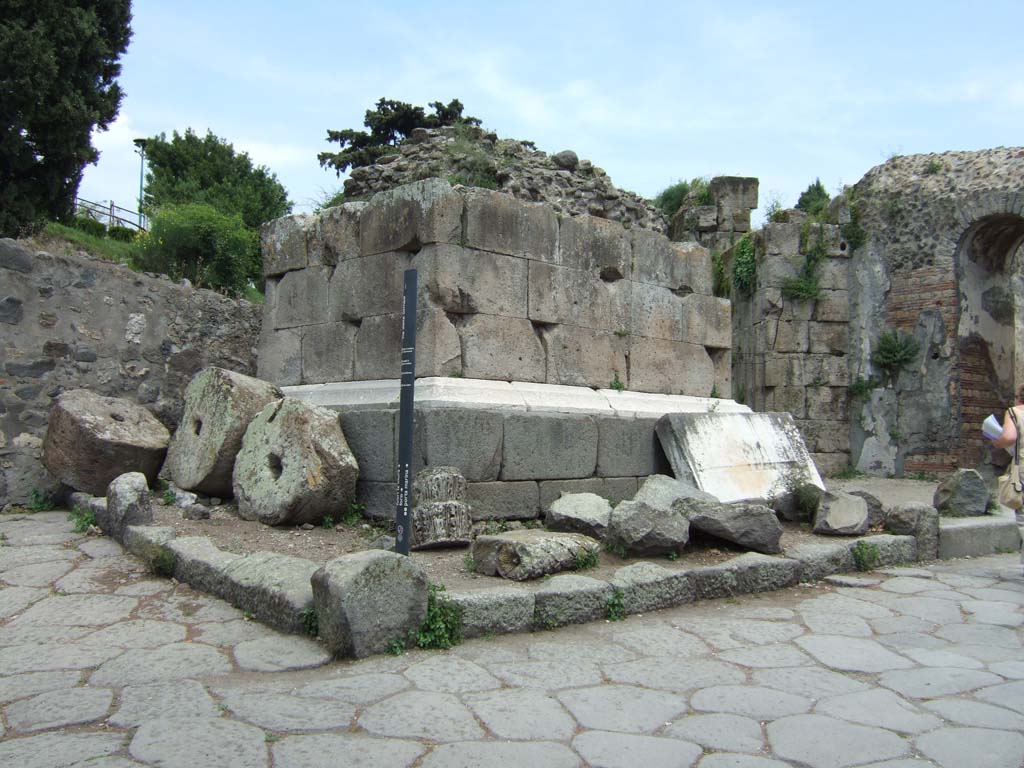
[600,389,751,417]
[510,381,612,413]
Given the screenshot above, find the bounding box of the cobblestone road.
[2,510,1023,767]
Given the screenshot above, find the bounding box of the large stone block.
[606,499,689,556]
[762,222,802,255]
[257,325,302,386]
[685,501,784,554]
[233,399,359,526]
[767,386,807,418]
[806,387,848,422]
[42,389,169,496]
[314,202,364,265]
[597,416,665,478]
[353,311,462,380]
[262,214,312,277]
[539,477,638,513]
[302,322,357,383]
[273,267,331,329]
[313,551,428,657]
[458,314,545,382]
[472,529,600,581]
[628,338,714,396]
[360,178,464,256]
[167,537,240,598]
[631,230,712,295]
[419,407,503,482]
[611,563,693,614]
[541,325,627,389]
[533,574,612,628]
[765,356,803,388]
[501,412,597,481]
[463,189,558,261]
[711,348,732,398]
[681,294,730,348]
[933,469,990,517]
[817,258,850,290]
[338,410,395,483]
[630,283,684,341]
[448,587,534,638]
[814,290,850,322]
[802,354,849,387]
[558,214,632,279]
[808,322,849,355]
[466,481,539,520]
[770,319,810,353]
[329,252,412,322]
[690,553,800,599]
[221,551,318,635]
[546,493,612,539]
[710,176,759,232]
[529,262,631,331]
[418,244,528,318]
[796,420,851,454]
[164,367,283,497]
[103,472,154,543]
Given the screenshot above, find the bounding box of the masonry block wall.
[729,221,852,476]
[259,179,730,398]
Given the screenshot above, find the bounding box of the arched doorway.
[955,213,1024,469]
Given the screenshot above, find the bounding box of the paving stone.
[602,624,711,658]
[90,643,232,686]
[697,757,792,768]
[419,741,580,768]
[962,600,1024,627]
[884,596,964,624]
[10,593,138,626]
[0,670,81,705]
[604,658,746,693]
[856,762,950,768]
[297,673,409,705]
[719,643,812,668]
[933,572,995,588]
[802,612,873,637]
[403,655,501,693]
[975,681,1024,714]
[4,686,113,732]
[526,638,636,666]
[722,605,796,620]
[753,666,870,699]
[899,647,984,669]
[690,684,812,719]
[464,688,577,740]
[221,690,355,731]
[0,624,92,646]
[825,575,882,587]
[869,616,938,635]
[572,730,702,768]
[77,538,124,558]
[880,577,938,594]
[129,717,268,768]
[109,680,220,727]
[54,558,146,594]
[556,684,688,732]
[794,636,915,673]
[989,660,1024,679]
[0,585,48,618]
[662,712,765,752]
[137,592,244,623]
[193,619,280,647]
[814,689,941,734]
[490,659,604,690]
[272,733,425,768]
[936,623,1021,648]
[79,619,186,649]
[0,732,125,768]
[915,726,1024,768]
[358,690,484,741]
[798,592,895,619]
[0,642,124,673]
[671,618,804,650]
[923,698,1024,730]
[1,559,76,587]
[878,667,1003,698]
[767,714,909,768]
[0,544,78,571]
[936,642,1021,664]
[233,635,331,673]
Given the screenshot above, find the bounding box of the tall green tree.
[796,178,831,217]
[143,128,292,229]
[319,98,480,175]
[0,0,132,237]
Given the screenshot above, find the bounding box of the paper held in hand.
[983,414,1003,440]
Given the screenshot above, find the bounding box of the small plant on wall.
[871,329,920,386]
[731,234,756,297]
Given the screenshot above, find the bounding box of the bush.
[73,215,107,238]
[137,203,258,295]
[795,178,830,218]
[731,234,757,297]
[871,330,920,385]
[654,176,712,219]
[107,225,136,242]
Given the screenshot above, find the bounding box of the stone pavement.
[2,511,1023,768]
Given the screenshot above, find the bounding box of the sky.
[79,0,1024,224]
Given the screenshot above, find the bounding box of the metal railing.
[74,196,148,232]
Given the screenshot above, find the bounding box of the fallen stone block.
[220,551,318,635]
[683,500,784,554]
[181,504,211,520]
[540,478,638,514]
[414,465,468,504]
[606,499,689,556]
[814,491,870,536]
[846,488,886,528]
[312,551,428,657]
[447,587,534,639]
[545,492,612,540]
[933,469,991,517]
[689,553,801,600]
[611,562,693,614]
[102,473,154,543]
[533,574,612,629]
[233,398,359,527]
[164,368,282,498]
[412,501,472,550]
[471,529,600,581]
[42,389,169,496]
[166,536,240,597]
[633,474,718,511]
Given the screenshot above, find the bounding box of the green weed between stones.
[27,488,54,512]
[603,540,628,559]
[414,584,463,650]
[149,549,177,578]
[68,505,96,533]
[342,501,366,526]
[571,548,599,571]
[851,540,881,571]
[322,515,335,530]
[831,466,866,480]
[462,553,476,573]
[610,371,625,392]
[871,329,920,386]
[731,234,756,298]
[301,607,319,637]
[606,588,626,621]
[161,489,176,506]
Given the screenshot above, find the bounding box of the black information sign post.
[394,268,418,556]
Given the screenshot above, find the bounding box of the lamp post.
[132,138,147,228]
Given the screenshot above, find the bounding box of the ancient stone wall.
[259,178,730,398]
[0,239,261,503]
[844,149,1024,478]
[339,126,668,234]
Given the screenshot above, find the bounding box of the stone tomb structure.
[259,179,738,519]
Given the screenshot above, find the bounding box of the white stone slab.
[599,389,751,417]
[284,380,400,409]
[510,381,612,413]
[657,411,825,503]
